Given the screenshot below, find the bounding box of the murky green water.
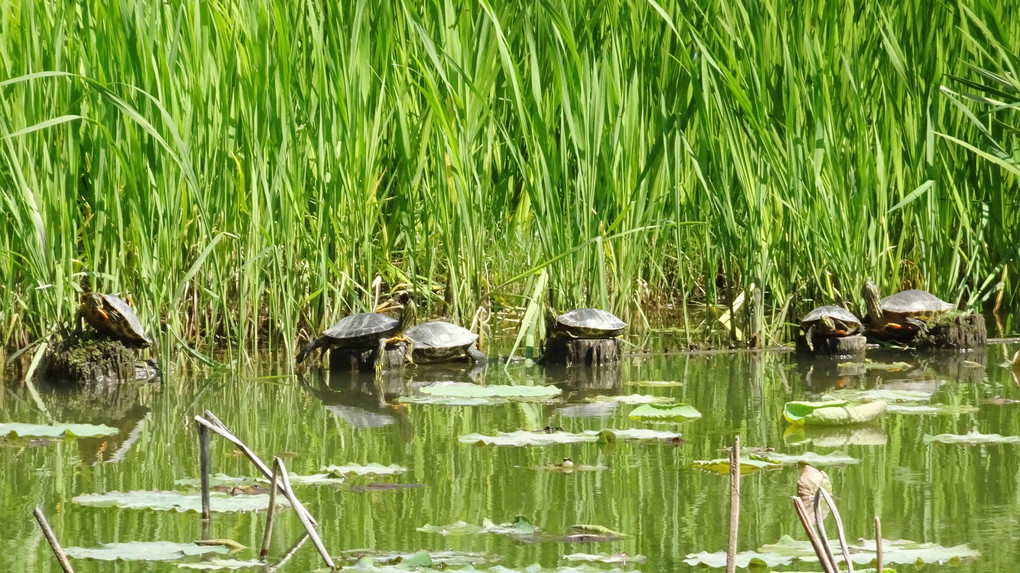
[3,344,1020,571]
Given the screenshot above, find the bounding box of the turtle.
[296,300,416,367]
[404,321,487,365]
[800,305,863,351]
[861,279,955,338]
[549,308,627,339]
[76,292,153,348]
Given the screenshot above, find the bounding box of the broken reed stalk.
[812,491,840,572]
[791,496,837,573]
[815,488,853,572]
[199,423,211,520]
[194,412,318,526]
[726,435,740,573]
[272,457,336,570]
[33,506,74,573]
[875,516,883,571]
[261,458,281,560]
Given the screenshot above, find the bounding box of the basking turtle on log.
[861,279,985,348]
[797,305,865,356]
[544,308,626,366]
[297,300,415,372]
[404,321,487,366]
[76,292,153,348]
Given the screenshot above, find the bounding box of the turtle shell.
[880,290,955,321]
[800,305,862,337]
[320,313,400,348]
[80,292,152,347]
[553,308,627,338]
[405,321,479,363]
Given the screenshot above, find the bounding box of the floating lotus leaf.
[0,422,117,439]
[756,450,859,465]
[683,550,794,568]
[174,474,257,488]
[322,463,407,477]
[178,559,265,569]
[693,455,782,475]
[822,389,933,402]
[886,403,979,415]
[841,359,914,371]
[556,402,618,418]
[756,535,979,566]
[784,400,887,426]
[563,553,646,564]
[64,541,229,561]
[418,515,537,537]
[399,383,561,405]
[337,549,502,568]
[628,402,702,421]
[924,431,1020,445]
[459,428,682,447]
[71,490,288,513]
[592,394,671,404]
[627,380,684,387]
[561,524,628,542]
[538,460,610,472]
[783,425,888,447]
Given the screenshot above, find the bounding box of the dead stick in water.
[726,435,740,573]
[791,497,837,573]
[273,457,335,570]
[33,506,75,573]
[261,458,282,560]
[194,414,318,527]
[198,423,210,521]
[875,516,883,571]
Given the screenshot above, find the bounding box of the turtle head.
[81,292,108,320]
[397,297,417,331]
[861,279,883,323]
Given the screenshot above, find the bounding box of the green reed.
[1,0,1018,362]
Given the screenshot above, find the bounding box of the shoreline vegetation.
[1,1,1018,364]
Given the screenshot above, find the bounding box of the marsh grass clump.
[1,0,1018,361]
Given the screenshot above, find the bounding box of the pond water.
[3,344,1020,571]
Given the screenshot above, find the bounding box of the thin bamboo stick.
[875,517,883,571]
[33,506,74,573]
[198,423,210,520]
[272,457,335,570]
[260,458,281,560]
[726,435,740,573]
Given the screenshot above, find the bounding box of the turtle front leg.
[805,324,816,352]
[404,339,417,367]
[904,317,929,333]
[375,336,388,374]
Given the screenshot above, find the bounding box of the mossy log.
[914,313,986,350]
[329,342,406,372]
[543,337,622,366]
[45,332,159,385]
[795,334,867,357]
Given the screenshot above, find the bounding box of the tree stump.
[914,313,986,350]
[45,332,159,385]
[543,337,622,366]
[795,334,866,358]
[329,342,406,372]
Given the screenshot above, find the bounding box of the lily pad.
[756,535,979,566]
[561,524,629,542]
[400,383,561,405]
[628,402,702,421]
[924,431,1020,445]
[337,549,502,568]
[784,400,887,426]
[783,425,888,447]
[418,515,537,537]
[683,550,793,568]
[178,559,265,570]
[64,541,229,561]
[693,455,782,475]
[322,463,406,477]
[0,422,118,439]
[563,553,646,564]
[757,450,859,465]
[822,389,933,402]
[174,475,257,489]
[886,403,979,415]
[71,491,288,513]
[459,428,682,447]
[592,394,671,404]
[627,380,684,387]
